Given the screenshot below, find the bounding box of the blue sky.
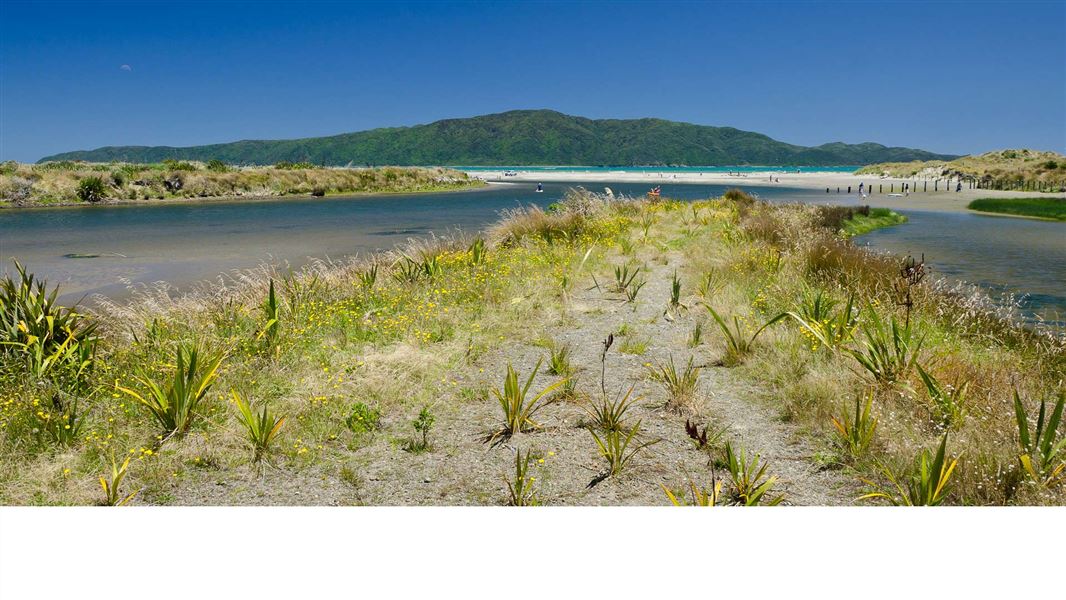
[1,0,1063,162]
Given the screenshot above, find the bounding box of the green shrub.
[345,402,382,434]
[406,405,435,452]
[76,176,106,202]
[206,159,229,172]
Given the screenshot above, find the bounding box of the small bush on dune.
[206,159,229,173]
[76,176,106,202]
[722,188,756,206]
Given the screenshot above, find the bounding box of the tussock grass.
[0,162,481,206]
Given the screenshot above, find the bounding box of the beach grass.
[0,189,1062,506]
[968,197,1066,221]
[856,149,1066,191]
[0,161,483,207]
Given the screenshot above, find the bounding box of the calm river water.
[0,182,1062,322]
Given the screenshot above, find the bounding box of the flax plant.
[722,442,784,506]
[1014,391,1065,487]
[704,304,787,365]
[117,344,223,438]
[231,390,286,462]
[491,359,562,439]
[860,434,958,506]
[100,454,138,506]
[590,421,659,477]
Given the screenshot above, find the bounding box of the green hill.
[38,109,958,167]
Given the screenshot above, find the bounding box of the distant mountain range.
[38,110,959,166]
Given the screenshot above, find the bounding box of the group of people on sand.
[853,180,964,198]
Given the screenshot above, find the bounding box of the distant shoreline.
[0,180,487,211]
[466,168,1058,213]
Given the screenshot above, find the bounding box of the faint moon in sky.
[119,64,132,71]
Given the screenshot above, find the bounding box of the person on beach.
[859,182,865,195]
[956,181,962,192]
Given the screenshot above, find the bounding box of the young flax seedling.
[612,264,640,293]
[358,263,378,289]
[231,390,286,463]
[257,279,280,348]
[624,277,647,304]
[589,420,659,477]
[639,212,657,243]
[585,385,640,432]
[830,392,878,460]
[685,419,725,452]
[859,434,958,506]
[916,365,968,430]
[491,359,562,441]
[704,304,787,366]
[722,442,784,506]
[665,271,686,316]
[506,448,540,506]
[547,344,572,377]
[468,237,487,266]
[1014,390,1065,487]
[100,453,138,506]
[688,320,704,348]
[647,356,701,412]
[662,476,722,506]
[786,290,859,352]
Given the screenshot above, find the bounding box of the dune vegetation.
[0,160,482,207]
[0,188,1062,506]
[856,149,1066,192]
[968,197,1066,221]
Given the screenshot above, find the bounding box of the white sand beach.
[468,169,1059,213]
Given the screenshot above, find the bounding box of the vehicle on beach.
[503,170,518,176]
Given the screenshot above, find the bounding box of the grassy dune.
[968,197,1066,221]
[1,190,1063,506]
[0,160,482,207]
[856,149,1066,191]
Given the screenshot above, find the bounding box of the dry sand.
[470,169,1058,213]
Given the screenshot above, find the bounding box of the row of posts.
[826,178,1065,194]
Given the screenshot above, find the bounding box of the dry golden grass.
[0,161,481,205]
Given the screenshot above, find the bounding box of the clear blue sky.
[2,0,1063,162]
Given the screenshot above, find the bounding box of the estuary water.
[0,181,1062,322]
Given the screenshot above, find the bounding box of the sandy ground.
[472,169,1059,213]
[168,237,859,506]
